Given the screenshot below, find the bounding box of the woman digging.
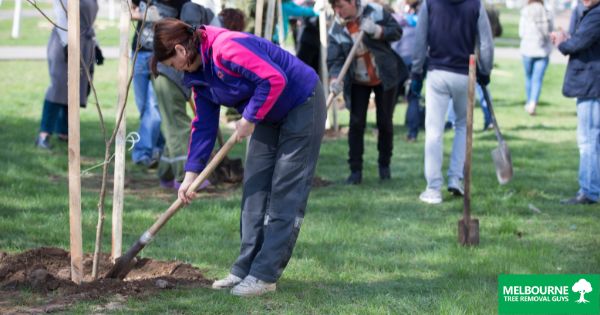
[151,18,326,296]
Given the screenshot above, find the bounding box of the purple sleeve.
[185,87,220,173]
[216,37,287,123]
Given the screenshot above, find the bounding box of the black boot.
[379,166,391,181]
[345,171,362,185]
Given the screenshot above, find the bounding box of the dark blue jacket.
[559,2,600,99]
[411,0,494,79]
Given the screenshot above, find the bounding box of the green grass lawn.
[0,58,599,314]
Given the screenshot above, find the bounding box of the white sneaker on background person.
[419,188,443,204]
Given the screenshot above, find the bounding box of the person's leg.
[447,72,469,185]
[229,123,279,280]
[55,104,68,139]
[374,84,397,179]
[131,51,161,164]
[476,84,493,129]
[245,84,326,285]
[575,98,600,202]
[37,99,61,149]
[39,99,60,136]
[424,70,452,192]
[406,82,422,139]
[528,56,549,113]
[347,84,372,179]
[153,75,191,184]
[522,55,533,105]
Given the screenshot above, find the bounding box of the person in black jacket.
[328,0,406,184]
[551,0,600,205]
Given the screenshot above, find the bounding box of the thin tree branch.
[26,0,67,31]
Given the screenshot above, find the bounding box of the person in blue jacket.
[151,18,326,296]
[551,0,600,205]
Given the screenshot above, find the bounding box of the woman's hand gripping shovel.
[326,31,365,110]
[106,131,239,279]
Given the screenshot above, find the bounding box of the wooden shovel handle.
[145,131,238,238]
[326,31,365,110]
[463,55,476,222]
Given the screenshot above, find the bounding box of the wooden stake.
[67,0,83,284]
[254,0,265,37]
[264,0,276,41]
[276,0,284,45]
[111,0,131,262]
[11,0,22,38]
[318,2,336,132]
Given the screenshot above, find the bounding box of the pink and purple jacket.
[182,25,319,173]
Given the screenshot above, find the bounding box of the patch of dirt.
[0,247,211,314]
[323,127,348,140]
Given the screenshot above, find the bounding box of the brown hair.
[219,8,247,31]
[528,0,543,4]
[150,18,202,75]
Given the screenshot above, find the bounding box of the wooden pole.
[11,0,22,38]
[111,0,131,263]
[264,0,276,41]
[67,0,83,285]
[276,0,285,45]
[254,0,265,37]
[318,1,336,131]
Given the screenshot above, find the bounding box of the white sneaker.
[447,177,464,196]
[419,188,442,204]
[230,275,276,297]
[212,273,242,289]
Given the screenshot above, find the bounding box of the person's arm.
[377,6,403,41]
[53,0,68,46]
[216,38,288,123]
[184,88,221,174]
[477,2,494,76]
[411,0,428,80]
[327,31,346,78]
[558,10,600,55]
[283,1,317,17]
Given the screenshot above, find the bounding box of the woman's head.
[219,8,247,31]
[151,18,202,73]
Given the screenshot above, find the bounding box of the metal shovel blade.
[491,140,513,185]
[458,218,480,246]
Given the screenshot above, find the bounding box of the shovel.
[458,55,479,246]
[481,86,513,185]
[326,31,365,110]
[106,131,239,279]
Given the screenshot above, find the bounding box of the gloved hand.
[360,18,381,37]
[95,45,104,66]
[476,72,490,86]
[329,79,344,96]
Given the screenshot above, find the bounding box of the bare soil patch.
[0,247,211,314]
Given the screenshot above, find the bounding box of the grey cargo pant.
[230,83,326,283]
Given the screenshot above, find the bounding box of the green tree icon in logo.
[572,279,593,304]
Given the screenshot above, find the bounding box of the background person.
[327,0,406,184]
[35,0,100,150]
[411,0,494,204]
[519,0,553,116]
[152,19,326,296]
[551,0,600,205]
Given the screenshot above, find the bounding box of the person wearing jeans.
[131,51,163,166]
[551,0,600,204]
[519,0,553,115]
